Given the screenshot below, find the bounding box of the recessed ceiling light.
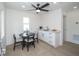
[73,6,77,9]
[53,2,56,4]
[22,5,25,8]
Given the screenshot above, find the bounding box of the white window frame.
[23,17,29,31]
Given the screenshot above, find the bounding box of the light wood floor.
[6,40,79,56]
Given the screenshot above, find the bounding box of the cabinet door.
[38,32,42,40]
[44,32,49,42]
[54,33,60,47]
[48,33,55,46]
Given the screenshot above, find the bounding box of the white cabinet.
[38,31,62,48]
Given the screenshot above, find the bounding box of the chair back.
[13,34,16,43]
[27,33,35,41]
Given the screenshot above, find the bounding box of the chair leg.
[37,33,39,43]
[22,46,23,50]
[22,41,25,50]
[33,42,35,48]
[37,38,39,43]
[35,38,39,43]
[13,44,15,51]
[27,42,29,52]
[21,42,23,50]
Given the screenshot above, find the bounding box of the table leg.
[22,39,25,50]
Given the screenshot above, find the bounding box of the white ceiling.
[4,2,79,13]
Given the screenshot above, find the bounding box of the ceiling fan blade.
[40,9,49,12]
[32,4,37,9]
[40,3,49,8]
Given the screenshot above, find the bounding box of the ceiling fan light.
[36,9,40,12]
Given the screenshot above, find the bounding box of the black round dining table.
[19,32,35,50]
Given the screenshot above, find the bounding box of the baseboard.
[65,40,79,44]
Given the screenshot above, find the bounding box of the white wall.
[40,9,63,31]
[0,2,6,46]
[40,9,63,45]
[0,3,5,42]
[0,2,6,55]
[65,9,79,44]
[6,8,40,45]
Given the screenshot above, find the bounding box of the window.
[23,17,29,31]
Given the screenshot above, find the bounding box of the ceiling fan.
[26,3,50,14]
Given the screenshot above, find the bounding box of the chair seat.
[25,39,34,42]
[16,39,22,42]
[15,41,22,46]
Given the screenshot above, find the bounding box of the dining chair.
[25,33,35,51]
[13,34,22,51]
[34,32,39,43]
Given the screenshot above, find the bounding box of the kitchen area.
[38,9,63,48]
[38,25,63,48]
